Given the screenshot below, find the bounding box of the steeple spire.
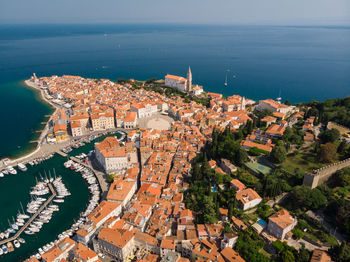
[187,66,192,92]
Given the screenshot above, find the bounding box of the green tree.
[291,186,327,210]
[202,195,218,224]
[282,250,295,262]
[318,142,337,163]
[117,78,129,84]
[223,222,233,233]
[236,149,248,166]
[270,143,287,163]
[236,230,270,262]
[337,140,348,155]
[333,168,350,187]
[305,188,327,209]
[291,229,304,240]
[319,128,340,143]
[107,173,116,183]
[329,242,350,262]
[296,245,310,262]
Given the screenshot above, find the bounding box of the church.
[164,67,192,93]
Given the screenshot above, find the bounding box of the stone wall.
[303,158,350,189]
[327,121,350,135]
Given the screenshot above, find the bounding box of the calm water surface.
[0,132,120,261]
[0,155,90,261]
[0,24,349,260]
[0,24,349,158]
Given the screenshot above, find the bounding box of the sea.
[0,133,117,261]
[0,24,349,260]
[0,24,350,159]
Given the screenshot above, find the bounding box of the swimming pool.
[257,218,267,227]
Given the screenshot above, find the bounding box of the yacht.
[18,163,27,172]
[0,248,3,255]
[17,218,25,223]
[13,240,20,248]
[18,213,30,220]
[30,187,49,196]
[7,166,17,175]
[1,245,7,254]
[33,221,43,227]
[18,238,25,244]
[16,221,24,227]
[11,223,18,231]
[0,172,4,178]
[28,227,40,233]
[2,169,9,175]
[27,208,38,214]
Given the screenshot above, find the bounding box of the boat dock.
[69,156,107,193]
[0,183,56,246]
[56,150,68,157]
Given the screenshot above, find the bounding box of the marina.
[0,183,56,247]
[0,132,119,261]
[0,153,90,261]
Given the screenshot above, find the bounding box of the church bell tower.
[186,66,192,92]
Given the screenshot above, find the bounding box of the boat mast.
[224,69,229,87]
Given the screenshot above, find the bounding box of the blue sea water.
[0,24,349,158]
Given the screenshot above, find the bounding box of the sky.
[0,0,349,25]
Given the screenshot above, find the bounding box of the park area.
[281,149,324,174]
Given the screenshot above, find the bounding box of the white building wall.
[267,219,297,239]
[105,156,128,172]
[124,121,137,129]
[71,127,83,137]
[242,198,262,210]
[165,78,186,91]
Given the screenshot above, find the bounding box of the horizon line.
[1,21,350,27]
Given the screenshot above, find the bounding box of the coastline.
[0,80,126,170]
[0,80,59,169]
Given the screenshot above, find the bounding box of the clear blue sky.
[1,0,349,25]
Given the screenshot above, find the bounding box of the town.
[17,68,350,262]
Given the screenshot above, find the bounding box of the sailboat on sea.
[224,69,229,87]
[276,89,282,103]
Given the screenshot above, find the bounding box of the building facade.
[95,137,129,173]
[267,209,297,240]
[94,228,134,262]
[165,67,192,92]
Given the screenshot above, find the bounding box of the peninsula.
[1,70,349,262]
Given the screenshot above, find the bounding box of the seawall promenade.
[0,79,128,170]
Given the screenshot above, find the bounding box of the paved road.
[306,210,345,243]
[0,128,129,170]
[286,237,329,252]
